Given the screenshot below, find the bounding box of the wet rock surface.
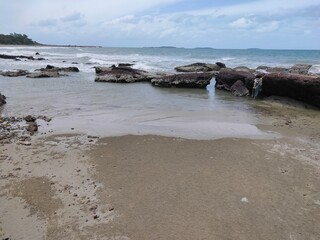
[0,54,45,61]
[151,73,214,88]
[95,65,152,83]
[215,68,255,92]
[0,70,30,77]
[230,80,249,97]
[175,62,224,72]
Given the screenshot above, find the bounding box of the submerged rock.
[0,69,30,77]
[262,73,320,108]
[175,62,223,72]
[95,65,151,83]
[151,73,213,88]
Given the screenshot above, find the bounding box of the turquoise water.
[0,46,319,139]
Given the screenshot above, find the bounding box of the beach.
[1,95,320,239]
[0,46,320,239]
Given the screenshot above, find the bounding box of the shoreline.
[1,104,320,239]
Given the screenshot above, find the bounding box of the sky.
[0,0,319,49]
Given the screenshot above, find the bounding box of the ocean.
[0,46,319,139]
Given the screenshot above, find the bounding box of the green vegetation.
[0,33,40,45]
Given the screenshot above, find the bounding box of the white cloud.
[255,21,279,32]
[230,18,256,29]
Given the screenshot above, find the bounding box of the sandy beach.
[0,99,319,240]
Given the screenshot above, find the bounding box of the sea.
[0,46,319,139]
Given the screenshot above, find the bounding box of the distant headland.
[0,33,101,48]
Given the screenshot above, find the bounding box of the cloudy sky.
[1,0,319,49]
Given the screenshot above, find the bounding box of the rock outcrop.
[95,65,151,83]
[230,80,249,97]
[0,70,30,77]
[151,73,213,88]
[38,65,79,72]
[27,71,61,78]
[262,73,320,108]
[26,65,79,78]
[0,54,44,61]
[0,93,6,106]
[175,62,224,72]
[288,64,312,75]
[215,68,255,92]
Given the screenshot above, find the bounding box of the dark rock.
[27,71,61,78]
[216,62,226,68]
[151,73,213,88]
[262,73,320,108]
[0,70,29,77]
[175,63,221,72]
[0,93,6,105]
[24,115,36,122]
[27,122,38,133]
[230,80,249,97]
[35,52,40,55]
[38,65,79,72]
[95,66,151,83]
[288,64,312,75]
[215,68,255,92]
[36,58,46,61]
[118,63,134,67]
[0,54,35,60]
[72,62,79,64]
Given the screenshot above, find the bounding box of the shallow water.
[1,46,319,139]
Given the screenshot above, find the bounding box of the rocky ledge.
[262,73,320,108]
[175,62,226,72]
[0,70,30,77]
[0,53,45,61]
[95,65,152,83]
[26,65,80,78]
[214,65,320,108]
[151,73,214,88]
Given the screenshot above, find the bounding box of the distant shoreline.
[0,43,102,48]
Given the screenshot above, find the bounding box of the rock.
[24,115,36,122]
[216,62,226,68]
[72,62,79,64]
[0,54,35,60]
[38,65,80,72]
[215,68,255,92]
[256,66,288,73]
[118,63,134,67]
[0,93,6,105]
[27,71,61,78]
[151,73,213,88]
[35,52,40,55]
[230,80,249,97]
[95,66,151,83]
[288,64,312,75]
[27,122,38,132]
[262,73,320,108]
[0,69,29,77]
[233,66,253,73]
[175,63,222,72]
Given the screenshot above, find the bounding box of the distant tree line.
[0,33,40,45]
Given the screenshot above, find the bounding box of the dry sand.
[0,101,320,240]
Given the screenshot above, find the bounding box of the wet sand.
[0,102,320,240]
